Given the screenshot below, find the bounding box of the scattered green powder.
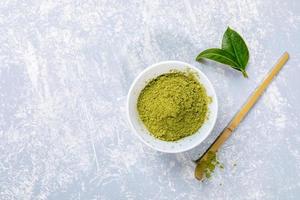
[137,71,211,141]
[220,163,224,169]
[196,151,223,179]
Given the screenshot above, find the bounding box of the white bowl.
[127,61,218,153]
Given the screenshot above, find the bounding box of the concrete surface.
[0,0,300,199]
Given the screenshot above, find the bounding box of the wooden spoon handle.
[229,52,289,130]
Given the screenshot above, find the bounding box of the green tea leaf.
[196,48,240,68]
[222,27,249,70]
[196,27,249,78]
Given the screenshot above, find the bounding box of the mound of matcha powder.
[137,71,211,141]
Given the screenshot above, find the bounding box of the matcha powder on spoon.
[137,71,211,141]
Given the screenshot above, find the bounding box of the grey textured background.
[0,0,300,199]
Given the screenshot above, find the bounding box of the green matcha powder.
[137,71,211,141]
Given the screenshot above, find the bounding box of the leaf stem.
[241,69,248,78]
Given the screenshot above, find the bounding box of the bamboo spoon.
[194,52,290,181]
